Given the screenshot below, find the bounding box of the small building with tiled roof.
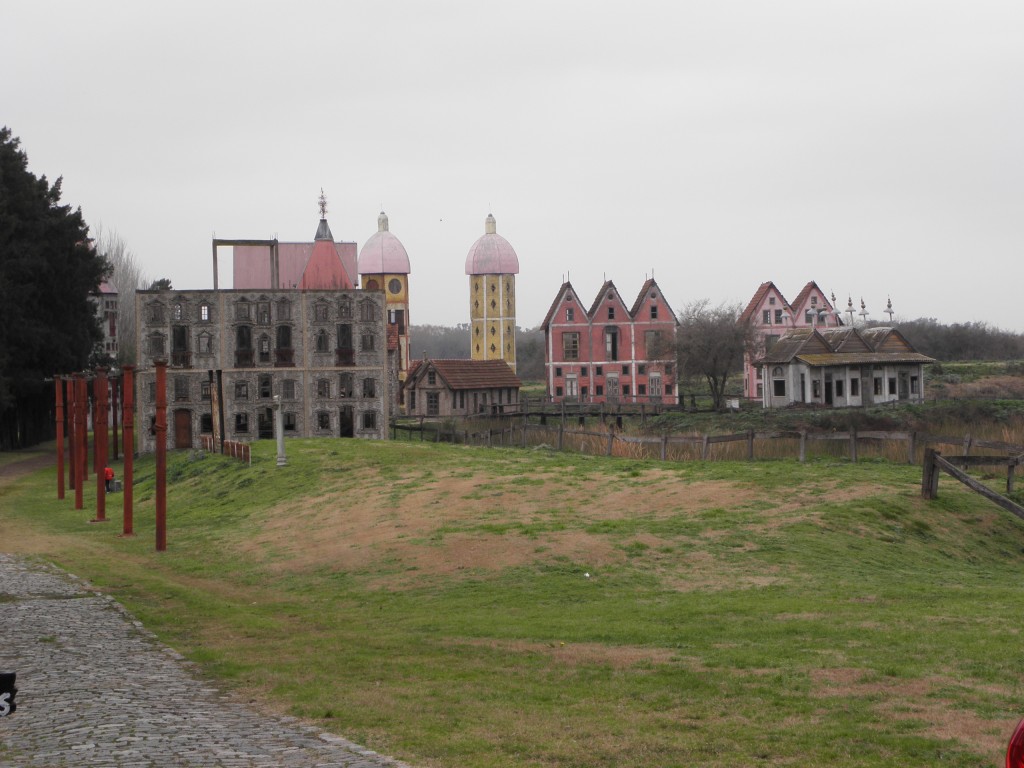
[541,279,678,405]
[756,326,933,408]
[403,358,522,417]
[740,281,841,400]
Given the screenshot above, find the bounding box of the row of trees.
[890,318,1024,361]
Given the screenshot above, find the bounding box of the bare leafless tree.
[675,300,759,410]
[92,223,148,364]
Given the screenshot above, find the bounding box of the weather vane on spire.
[318,189,328,219]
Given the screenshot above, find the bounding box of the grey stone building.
[135,288,393,452]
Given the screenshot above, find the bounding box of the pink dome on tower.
[358,211,411,275]
[465,213,520,275]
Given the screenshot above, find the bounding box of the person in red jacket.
[104,466,115,493]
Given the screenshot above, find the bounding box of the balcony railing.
[171,350,191,368]
[235,349,255,368]
[275,348,295,367]
[335,347,355,366]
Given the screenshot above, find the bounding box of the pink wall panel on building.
[233,243,357,290]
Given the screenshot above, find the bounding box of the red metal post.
[122,365,135,536]
[55,376,65,500]
[66,378,76,491]
[79,375,89,483]
[111,375,119,461]
[91,380,97,474]
[74,374,86,510]
[155,360,167,551]
[93,368,108,523]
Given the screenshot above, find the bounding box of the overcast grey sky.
[3,1,1022,331]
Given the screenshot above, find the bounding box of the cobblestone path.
[0,554,414,768]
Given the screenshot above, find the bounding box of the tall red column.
[122,365,135,536]
[111,375,119,461]
[66,378,76,492]
[92,380,101,475]
[93,368,108,523]
[55,376,65,500]
[155,360,167,551]
[74,374,86,510]
[78,375,89,483]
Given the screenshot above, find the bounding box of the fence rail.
[921,449,1024,520]
[392,417,1024,465]
[200,435,251,464]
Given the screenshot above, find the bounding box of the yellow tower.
[358,211,412,383]
[465,213,519,372]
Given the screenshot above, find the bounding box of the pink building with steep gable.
[541,279,678,405]
[740,280,840,400]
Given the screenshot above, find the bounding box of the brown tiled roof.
[818,327,870,353]
[412,359,522,391]
[757,325,933,366]
[797,352,935,366]
[739,281,789,323]
[757,327,815,364]
[790,281,834,315]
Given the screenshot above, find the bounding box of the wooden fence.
[921,449,1024,520]
[200,435,251,465]
[393,418,1024,465]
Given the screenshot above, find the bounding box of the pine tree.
[0,127,110,447]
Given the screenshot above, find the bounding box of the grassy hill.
[3,439,1024,767]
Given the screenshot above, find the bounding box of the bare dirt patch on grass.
[237,464,895,590]
[810,669,1015,757]
[444,637,678,669]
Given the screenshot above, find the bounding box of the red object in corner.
[1007,718,1024,768]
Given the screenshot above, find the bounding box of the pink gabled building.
[740,280,841,400]
[541,279,678,405]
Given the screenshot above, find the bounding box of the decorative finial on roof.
[318,189,328,219]
[485,213,496,235]
[885,296,894,322]
[378,210,389,232]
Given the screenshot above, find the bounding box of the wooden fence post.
[849,428,858,464]
[606,429,614,457]
[557,423,564,452]
[747,430,754,461]
[660,434,668,462]
[963,434,972,456]
[1008,462,1016,494]
[799,430,806,463]
[701,434,710,461]
[921,448,940,499]
[907,431,916,464]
